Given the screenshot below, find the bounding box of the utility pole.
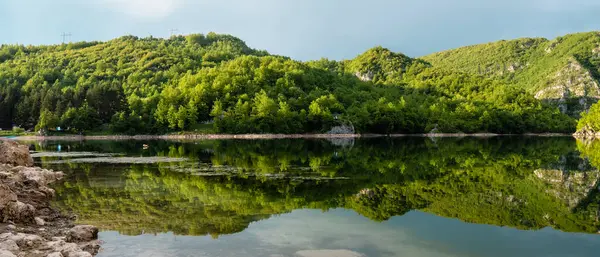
[169,28,179,37]
[61,32,72,44]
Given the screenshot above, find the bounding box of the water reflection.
[25,137,600,238]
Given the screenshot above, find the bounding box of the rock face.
[534,58,600,116]
[0,141,100,256]
[593,47,600,58]
[354,71,374,82]
[0,140,33,167]
[0,164,65,224]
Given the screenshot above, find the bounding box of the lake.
[24,137,600,257]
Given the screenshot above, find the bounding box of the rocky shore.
[0,140,100,257]
[574,126,600,139]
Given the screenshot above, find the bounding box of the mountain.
[0,32,587,134]
[422,32,600,117]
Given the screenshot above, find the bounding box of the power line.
[169,28,179,37]
[61,32,72,44]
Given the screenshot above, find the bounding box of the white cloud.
[100,0,183,19]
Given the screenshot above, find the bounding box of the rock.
[46,240,78,254]
[0,240,18,252]
[0,140,33,167]
[0,142,99,256]
[0,250,16,257]
[0,184,17,208]
[327,125,355,134]
[66,226,98,243]
[66,252,93,257]
[354,71,374,82]
[2,201,35,223]
[17,167,64,187]
[34,217,45,226]
[14,233,43,249]
[80,243,100,256]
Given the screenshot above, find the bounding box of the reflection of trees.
[50,137,600,236]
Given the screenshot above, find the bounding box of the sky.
[0,0,599,61]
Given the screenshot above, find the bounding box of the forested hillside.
[423,32,600,118]
[0,32,590,135]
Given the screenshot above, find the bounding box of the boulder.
[0,140,33,167]
[0,240,18,252]
[0,250,16,257]
[66,226,98,243]
[2,201,35,223]
[13,234,43,250]
[17,167,64,187]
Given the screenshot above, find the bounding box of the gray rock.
[13,233,43,249]
[2,201,36,223]
[0,249,16,257]
[327,125,355,134]
[0,184,17,208]
[64,251,92,257]
[47,253,64,257]
[66,226,98,243]
[34,217,45,226]
[0,240,18,252]
[0,140,34,167]
[354,71,374,82]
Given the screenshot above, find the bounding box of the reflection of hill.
[48,137,600,236]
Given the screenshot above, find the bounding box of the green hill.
[0,32,590,134]
[422,32,600,117]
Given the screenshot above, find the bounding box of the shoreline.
[0,139,100,256]
[8,132,576,141]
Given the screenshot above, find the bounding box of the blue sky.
[1,0,599,60]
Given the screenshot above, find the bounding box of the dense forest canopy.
[3,31,600,134]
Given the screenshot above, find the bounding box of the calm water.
[25,137,600,257]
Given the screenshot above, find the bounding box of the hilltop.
[422,32,600,117]
[3,32,600,135]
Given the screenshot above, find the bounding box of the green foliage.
[0,32,579,134]
[422,32,600,112]
[577,102,600,131]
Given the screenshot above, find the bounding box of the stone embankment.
[0,139,100,257]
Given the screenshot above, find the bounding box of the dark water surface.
[25,137,600,257]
